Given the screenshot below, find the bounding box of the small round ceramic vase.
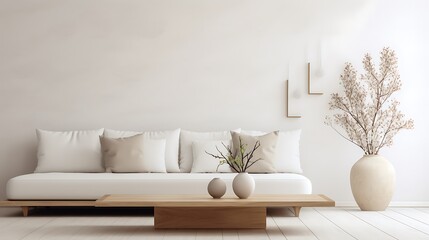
[207,178,227,199]
[232,172,255,199]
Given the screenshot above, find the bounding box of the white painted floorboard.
[381,210,429,235]
[347,208,429,240]
[297,208,356,240]
[392,208,429,225]
[221,229,238,240]
[1,207,429,240]
[265,216,286,240]
[271,208,319,240]
[196,229,223,240]
[316,207,396,240]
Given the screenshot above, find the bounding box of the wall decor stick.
[285,80,301,118]
[307,62,323,95]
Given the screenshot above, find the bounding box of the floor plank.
[297,208,356,240]
[416,208,429,214]
[381,210,429,235]
[392,208,429,225]
[347,209,429,240]
[22,216,85,240]
[222,229,238,240]
[271,208,319,240]
[97,217,162,240]
[0,216,22,231]
[237,229,269,240]
[266,216,286,240]
[195,229,223,240]
[67,216,122,240]
[0,216,55,239]
[163,230,195,240]
[129,216,165,240]
[316,207,396,240]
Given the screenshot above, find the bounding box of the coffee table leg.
[293,206,301,217]
[154,207,266,229]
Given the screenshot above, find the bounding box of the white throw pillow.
[100,134,166,173]
[141,139,167,173]
[35,129,105,173]
[191,140,233,173]
[242,129,302,173]
[103,129,181,172]
[179,129,239,173]
[275,130,302,173]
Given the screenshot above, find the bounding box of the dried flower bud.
[327,48,413,155]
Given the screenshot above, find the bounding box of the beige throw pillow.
[103,129,181,173]
[241,129,302,173]
[100,134,166,173]
[231,131,278,173]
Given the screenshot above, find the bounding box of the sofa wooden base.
[0,200,96,216]
[0,200,304,218]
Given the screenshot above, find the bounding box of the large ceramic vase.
[232,172,255,199]
[350,155,396,211]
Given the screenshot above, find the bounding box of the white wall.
[0,0,427,205]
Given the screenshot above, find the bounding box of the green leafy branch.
[205,137,261,173]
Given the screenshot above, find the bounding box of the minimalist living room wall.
[0,0,427,205]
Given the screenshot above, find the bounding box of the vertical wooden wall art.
[307,62,324,95]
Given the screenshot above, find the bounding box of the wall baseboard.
[335,201,429,207]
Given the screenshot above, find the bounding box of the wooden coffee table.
[95,194,335,229]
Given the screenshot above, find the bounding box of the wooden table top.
[95,194,335,207]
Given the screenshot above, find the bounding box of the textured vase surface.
[207,178,226,199]
[350,155,396,211]
[232,172,255,199]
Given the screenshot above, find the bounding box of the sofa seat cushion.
[6,173,312,200]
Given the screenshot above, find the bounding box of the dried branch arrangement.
[326,47,414,155]
[206,137,261,173]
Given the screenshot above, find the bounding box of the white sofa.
[4,128,312,202]
[6,173,311,200]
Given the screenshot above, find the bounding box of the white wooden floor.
[1,207,429,240]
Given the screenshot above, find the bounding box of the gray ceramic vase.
[207,178,227,199]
